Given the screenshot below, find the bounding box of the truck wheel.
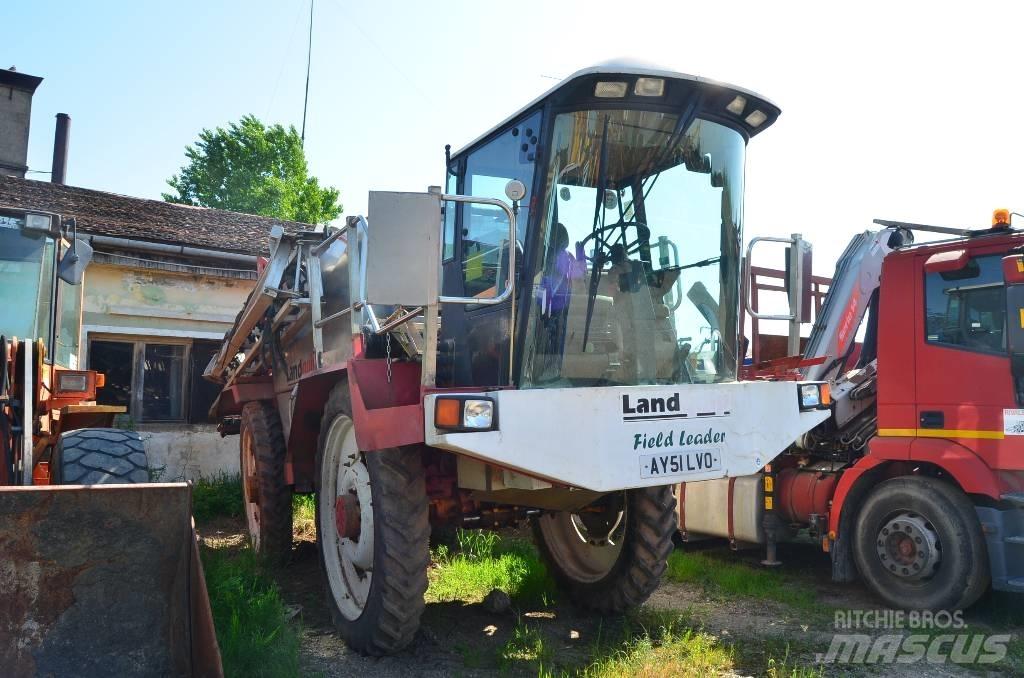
[315,384,430,655]
[853,476,989,610]
[533,485,675,612]
[240,401,292,562]
[53,428,148,484]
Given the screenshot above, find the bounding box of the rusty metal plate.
[0,483,221,677]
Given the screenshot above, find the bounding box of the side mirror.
[1003,254,1024,355]
[57,238,93,285]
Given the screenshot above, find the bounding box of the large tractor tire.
[315,383,430,655]
[853,476,989,610]
[53,428,148,484]
[240,401,292,562]
[533,485,676,612]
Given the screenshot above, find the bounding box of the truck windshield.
[520,110,745,388]
[0,224,55,344]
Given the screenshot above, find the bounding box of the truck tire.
[53,428,148,484]
[240,401,292,562]
[315,383,430,655]
[853,476,989,610]
[533,485,676,612]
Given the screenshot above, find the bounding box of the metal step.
[1005,536,1024,545]
[1006,578,1024,592]
[1002,493,1024,507]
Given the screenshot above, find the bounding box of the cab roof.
[451,58,781,157]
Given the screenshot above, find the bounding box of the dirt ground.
[198,521,1024,677]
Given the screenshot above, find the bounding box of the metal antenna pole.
[301,0,314,145]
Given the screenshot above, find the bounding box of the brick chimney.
[0,67,44,178]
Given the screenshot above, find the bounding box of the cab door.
[915,248,1018,469]
[439,111,541,387]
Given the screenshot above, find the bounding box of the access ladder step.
[1002,493,1024,507]
[1007,578,1024,592]
[1005,536,1024,545]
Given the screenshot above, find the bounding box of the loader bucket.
[0,483,222,677]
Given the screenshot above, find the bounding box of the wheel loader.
[207,60,832,655]
[0,206,221,676]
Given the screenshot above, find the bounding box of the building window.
[924,254,1006,354]
[90,337,220,424]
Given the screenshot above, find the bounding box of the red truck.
[679,212,1024,610]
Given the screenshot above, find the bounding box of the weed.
[666,550,819,612]
[201,546,300,678]
[192,473,244,523]
[427,529,557,608]
[500,618,554,670]
[292,493,316,540]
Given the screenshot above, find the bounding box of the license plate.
[638,449,722,479]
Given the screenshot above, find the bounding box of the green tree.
[164,115,341,225]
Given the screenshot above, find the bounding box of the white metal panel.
[365,192,441,307]
[425,381,829,493]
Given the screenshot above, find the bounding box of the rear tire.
[533,485,676,612]
[853,476,989,610]
[240,401,292,562]
[315,383,430,655]
[54,428,148,484]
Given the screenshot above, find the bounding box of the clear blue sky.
[5,0,1024,282]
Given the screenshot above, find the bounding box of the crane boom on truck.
[679,210,1024,611]
[207,60,833,655]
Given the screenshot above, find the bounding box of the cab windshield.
[0,221,55,344]
[520,109,745,388]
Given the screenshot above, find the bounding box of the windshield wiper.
[581,116,611,350]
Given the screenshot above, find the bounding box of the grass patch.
[192,473,244,523]
[1008,637,1024,674]
[292,493,316,540]
[202,546,300,678]
[666,550,819,613]
[572,608,732,677]
[427,529,557,608]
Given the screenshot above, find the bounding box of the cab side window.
[925,255,1006,353]
[461,111,540,299]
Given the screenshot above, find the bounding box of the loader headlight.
[57,371,89,393]
[434,396,497,431]
[798,382,831,411]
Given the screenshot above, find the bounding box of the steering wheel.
[577,221,649,262]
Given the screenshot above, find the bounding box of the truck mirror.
[57,238,93,286]
[1003,254,1024,355]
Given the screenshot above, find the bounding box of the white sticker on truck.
[1004,409,1024,435]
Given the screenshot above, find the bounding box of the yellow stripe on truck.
[877,428,1004,440]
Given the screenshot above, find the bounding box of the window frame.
[922,252,1008,358]
[88,334,194,424]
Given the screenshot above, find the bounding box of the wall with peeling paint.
[82,263,253,335]
[81,262,254,477]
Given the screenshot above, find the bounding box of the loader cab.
[0,208,86,368]
[439,61,780,389]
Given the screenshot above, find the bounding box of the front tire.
[315,383,430,655]
[54,428,148,484]
[853,476,989,610]
[533,485,676,612]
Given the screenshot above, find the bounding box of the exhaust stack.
[51,113,70,185]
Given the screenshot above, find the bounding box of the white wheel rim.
[538,499,626,583]
[320,414,374,620]
[241,426,261,551]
